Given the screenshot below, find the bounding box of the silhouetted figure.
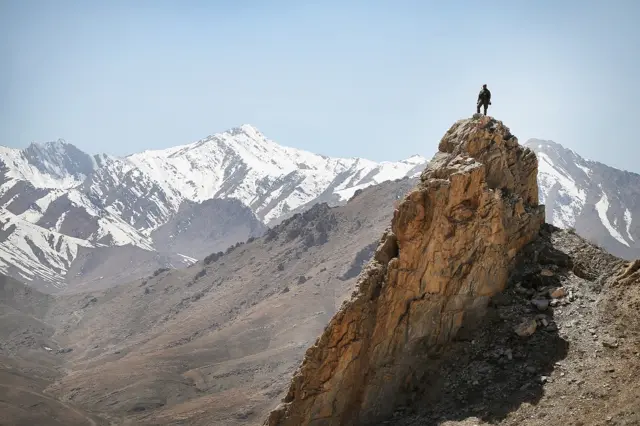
[477,84,491,115]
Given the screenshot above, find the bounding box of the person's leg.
[483,102,488,115]
[477,102,481,114]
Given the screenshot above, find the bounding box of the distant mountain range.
[0,125,427,290]
[1,124,637,291]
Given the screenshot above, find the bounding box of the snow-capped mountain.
[526,139,639,259]
[0,125,427,289]
[126,125,426,223]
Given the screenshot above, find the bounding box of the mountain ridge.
[0,125,427,289]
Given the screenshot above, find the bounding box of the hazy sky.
[2,1,639,172]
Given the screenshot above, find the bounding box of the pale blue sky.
[2,1,639,172]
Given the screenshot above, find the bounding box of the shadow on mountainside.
[382,225,574,425]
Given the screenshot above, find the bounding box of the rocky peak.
[265,115,545,426]
[23,139,95,180]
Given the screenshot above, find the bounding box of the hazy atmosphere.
[2,0,640,172]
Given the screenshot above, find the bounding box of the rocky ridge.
[266,115,545,425]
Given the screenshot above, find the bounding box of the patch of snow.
[624,208,634,242]
[537,153,586,203]
[17,207,43,223]
[35,190,64,215]
[595,193,630,247]
[94,215,154,250]
[54,211,68,232]
[576,164,591,177]
[66,190,101,217]
[177,253,197,264]
[334,183,371,201]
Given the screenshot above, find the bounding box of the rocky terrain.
[0,127,426,290]
[150,198,267,261]
[386,225,640,426]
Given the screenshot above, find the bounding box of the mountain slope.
[526,139,640,259]
[0,127,427,289]
[0,176,417,426]
[0,209,92,288]
[150,198,267,260]
[0,273,106,425]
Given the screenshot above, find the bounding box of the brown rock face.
[264,116,545,426]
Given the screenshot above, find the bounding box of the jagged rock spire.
[265,115,545,426]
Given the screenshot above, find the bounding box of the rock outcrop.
[265,115,546,426]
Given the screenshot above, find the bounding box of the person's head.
[483,84,487,89]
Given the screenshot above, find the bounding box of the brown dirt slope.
[0,274,106,426]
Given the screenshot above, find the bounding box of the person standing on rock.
[477,84,492,115]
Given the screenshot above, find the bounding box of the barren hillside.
[0,177,416,425]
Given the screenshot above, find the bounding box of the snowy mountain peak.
[526,138,639,259]
[527,139,586,164]
[229,123,262,138]
[28,138,68,149]
[401,154,428,165]
[24,139,80,160]
[0,140,94,190]
[125,125,429,222]
[23,139,95,180]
